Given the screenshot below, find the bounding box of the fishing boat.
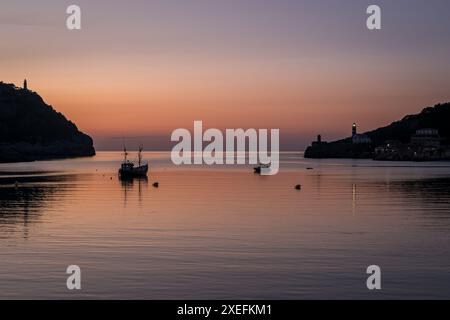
[119,145,149,178]
[254,162,271,174]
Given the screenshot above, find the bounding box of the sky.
[1,0,450,150]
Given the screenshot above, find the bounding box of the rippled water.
[0,152,450,299]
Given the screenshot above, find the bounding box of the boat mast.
[138,144,143,166]
[123,146,128,163]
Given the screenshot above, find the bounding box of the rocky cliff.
[0,82,95,163]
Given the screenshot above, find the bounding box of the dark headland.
[0,81,95,163]
[305,102,450,161]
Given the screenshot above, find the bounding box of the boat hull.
[119,164,149,178]
[254,164,271,175]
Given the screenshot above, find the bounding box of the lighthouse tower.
[23,79,28,91]
[352,123,357,137]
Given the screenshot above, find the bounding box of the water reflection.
[395,177,450,199]
[392,177,450,223]
[0,173,74,239]
[303,170,450,227]
[1,153,450,299]
[346,176,450,228]
[120,176,148,207]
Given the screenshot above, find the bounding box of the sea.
[0,152,449,299]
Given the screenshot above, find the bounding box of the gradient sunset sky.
[1,0,450,150]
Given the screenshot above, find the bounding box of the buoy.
[153,182,159,188]
[295,184,301,190]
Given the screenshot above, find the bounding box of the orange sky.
[2,1,450,149]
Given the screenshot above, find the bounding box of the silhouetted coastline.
[0,81,95,163]
[305,102,450,161]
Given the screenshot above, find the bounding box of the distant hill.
[0,82,95,163]
[365,102,450,145]
[305,102,450,159]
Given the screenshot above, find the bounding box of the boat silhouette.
[119,145,149,178]
[254,162,271,174]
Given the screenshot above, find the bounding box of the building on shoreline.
[411,129,440,148]
[374,129,448,161]
[312,134,327,147]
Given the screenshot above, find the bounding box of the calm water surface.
[1,152,450,299]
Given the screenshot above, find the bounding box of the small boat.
[254,162,271,174]
[119,145,149,179]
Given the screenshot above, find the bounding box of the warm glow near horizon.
[1,0,450,149]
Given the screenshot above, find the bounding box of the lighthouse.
[352,122,371,144]
[23,79,28,91]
